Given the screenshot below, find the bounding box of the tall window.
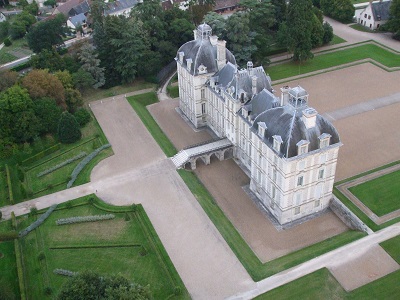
[201,88,205,99]
[201,103,206,114]
[297,176,304,186]
[318,168,325,180]
[294,207,300,215]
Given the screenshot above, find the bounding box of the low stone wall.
[329,196,371,234]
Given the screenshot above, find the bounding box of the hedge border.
[22,144,61,167]
[5,164,14,205]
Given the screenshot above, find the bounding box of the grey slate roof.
[371,0,392,21]
[69,13,86,27]
[176,37,236,76]
[105,0,138,15]
[251,105,340,158]
[243,89,278,120]
[68,0,90,17]
[212,62,236,87]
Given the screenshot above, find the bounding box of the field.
[254,235,400,299]
[349,169,400,217]
[267,43,400,80]
[3,195,189,299]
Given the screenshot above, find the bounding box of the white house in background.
[104,0,138,17]
[175,24,342,225]
[357,0,392,30]
[67,12,88,32]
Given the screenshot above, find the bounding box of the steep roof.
[53,0,86,16]
[104,0,138,16]
[371,0,392,21]
[68,0,90,17]
[68,12,87,27]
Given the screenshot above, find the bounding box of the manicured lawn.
[380,235,400,264]
[350,24,376,33]
[331,34,347,45]
[12,195,189,299]
[267,44,400,80]
[82,80,156,103]
[0,37,32,64]
[127,92,177,157]
[179,169,365,281]
[167,85,180,98]
[0,220,20,300]
[349,169,400,216]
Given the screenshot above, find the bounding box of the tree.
[286,0,314,62]
[24,2,39,16]
[322,22,334,44]
[0,70,18,92]
[0,85,40,142]
[54,70,73,89]
[57,271,150,300]
[72,69,95,91]
[203,12,226,38]
[310,14,324,48]
[44,0,56,7]
[321,0,354,23]
[78,43,105,88]
[22,69,66,108]
[0,21,9,40]
[225,12,257,66]
[385,0,400,36]
[30,49,66,72]
[74,108,91,127]
[65,88,83,113]
[33,98,63,134]
[9,11,36,39]
[57,112,81,144]
[271,0,287,26]
[26,14,65,53]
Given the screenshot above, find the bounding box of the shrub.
[19,204,57,237]
[53,269,77,277]
[56,214,115,225]
[57,112,82,144]
[67,144,111,188]
[3,37,11,47]
[174,286,182,296]
[44,287,52,295]
[124,213,130,221]
[0,231,19,241]
[11,212,17,229]
[29,207,38,216]
[36,152,87,177]
[74,108,91,127]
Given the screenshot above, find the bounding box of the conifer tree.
[57,112,81,144]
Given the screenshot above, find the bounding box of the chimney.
[178,52,184,63]
[302,108,318,129]
[252,75,257,95]
[247,61,253,76]
[186,58,192,72]
[280,86,290,106]
[217,40,226,70]
[210,35,218,46]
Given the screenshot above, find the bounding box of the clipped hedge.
[5,164,14,205]
[67,144,111,188]
[56,214,115,225]
[19,204,57,237]
[14,239,26,300]
[53,269,78,277]
[37,152,87,178]
[22,144,61,166]
[0,231,19,241]
[11,211,17,229]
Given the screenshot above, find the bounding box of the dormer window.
[186,58,192,72]
[273,135,283,153]
[258,122,267,138]
[198,64,207,74]
[296,140,309,155]
[318,133,331,149]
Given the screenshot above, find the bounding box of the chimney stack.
[217,40,227,70]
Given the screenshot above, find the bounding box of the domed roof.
[252,105,340,158]
[176,24,236,76]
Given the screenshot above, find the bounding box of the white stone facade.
[176,25,342,225]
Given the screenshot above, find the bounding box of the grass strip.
[14,239,26,300]
[49,244,141,250]
[178,169,365,281]
[267,43,400,80]
[127,92,177,157]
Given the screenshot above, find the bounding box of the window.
[201,103,206,114]
[298,160,305,171]
[364,13,367,18]
[315,200,320,208]
[297,176,304,186]
[319,154,327,164]
[296,140,309,155]
[273,135,283,153]
[271,186,276,200]
[318,169,325,180]
[368,15,371,20]
[201,89,205,99]
[272,168,277,182]
[294,207,300,215]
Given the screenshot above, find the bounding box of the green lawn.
[267,43,400,80]
[12,195,189,299]
[167,85,180,98]
[0,37,32,65]
[349,169,400,217]
[331,34,347,45]
[82,80,156,103]
[350,24,376,33]
[179,169,365,281]
[0,220,20,300]
[127,92,177,157]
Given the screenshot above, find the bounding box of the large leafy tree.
[21,69,66,108]
[0,85,40,142]
[57,111,81,144]
[57,271,151,300]
[0,70,18,92]
[286,0,314,62]
[9,11,36,39]
[33,98,63,134]
[385,0,400,38]
[225,12,257,66]
[203,12,226,38]
[26,14,66,53]
[30,49,66,72]
[78,43,105,88]
[321,0,354,22]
